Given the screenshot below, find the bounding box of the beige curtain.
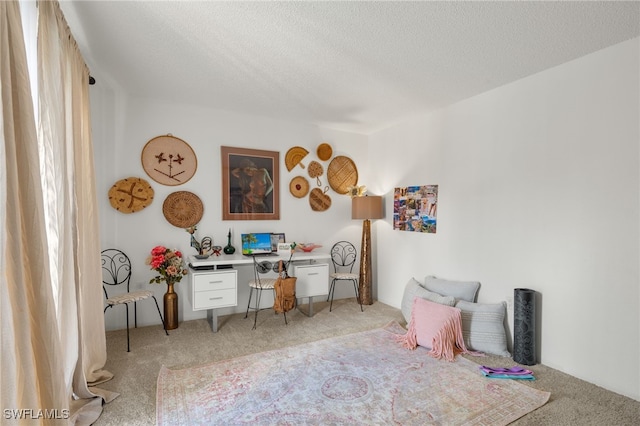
[0,0,68,422]
[1,1,116,424]
[37,1,117,424]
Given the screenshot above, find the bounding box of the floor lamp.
[352,195,383,305]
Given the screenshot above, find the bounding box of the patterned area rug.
[157,322,550,425]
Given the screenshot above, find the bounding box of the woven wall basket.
[327,156,358,194]
[162,191,203,228]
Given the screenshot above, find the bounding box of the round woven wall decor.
[289,176,310,198]
[327,156,358,194]
[316,143,333,161]
[141,134,197,186]
[162,191,203,228]
[108,177,154,213]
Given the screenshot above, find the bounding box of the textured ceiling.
[60,1,640,134]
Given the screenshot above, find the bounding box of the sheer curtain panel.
[37,1,117,423]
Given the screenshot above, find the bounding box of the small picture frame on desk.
[271,233,286,251]
[277,242,292,253]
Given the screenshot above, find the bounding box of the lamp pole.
[358,218,373,305]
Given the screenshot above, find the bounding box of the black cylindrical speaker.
[513,288,536,365]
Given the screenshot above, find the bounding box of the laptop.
[241,233,277,256]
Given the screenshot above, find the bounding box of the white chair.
[327,241,363,312]
[102,248,168,351]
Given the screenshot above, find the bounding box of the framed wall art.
[221,146,279,220]
[393,185,438,233]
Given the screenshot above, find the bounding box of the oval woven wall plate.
[327,156,358,194]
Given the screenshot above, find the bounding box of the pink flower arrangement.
[146,245,188,284]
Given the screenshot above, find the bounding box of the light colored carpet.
[156,321,549,425]
[95,298,640,425]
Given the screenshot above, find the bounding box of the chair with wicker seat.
[245,257,290,330]
[327,241,363,312]
[101,248,168,352]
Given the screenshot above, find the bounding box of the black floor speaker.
[513,288,536,365]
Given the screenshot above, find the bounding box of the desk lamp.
[352,195,383,305]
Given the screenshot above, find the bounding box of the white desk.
[188,251,331,331]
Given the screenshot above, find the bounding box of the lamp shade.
[352,195,383,220]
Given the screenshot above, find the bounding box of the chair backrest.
[330,241,357,273]
[101,249,132,298]
[252,256,274,285]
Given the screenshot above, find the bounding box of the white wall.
[369,38,639,401]
[90,91,370,330]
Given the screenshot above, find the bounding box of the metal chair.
[244,257,290,329]
[101,248,168,352]
[327,241,363,312]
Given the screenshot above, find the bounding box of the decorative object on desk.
[285,146,309,171]
[297,243,322,253]
[146,246,188,330]
[163,191,204,228]
[270,233,286,251]
[352,194,384,305]
[309,186,332,212]
[186,225,212,256]
[393,185,438,233]
[141,134,197,186]
[108,177,154,213]
[212,246,222,256]
[223,229,236,254]
[221,146,279,221]
[308,161,324,186]
[327,155,358,194]
[289,176,309,198]
[347,184,367,198]
[316,142,333,161]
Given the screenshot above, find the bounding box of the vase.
[164,282,179,330]
[223,229,236,254]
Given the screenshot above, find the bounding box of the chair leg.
[125,304,130,352]
[245,287,254,319]
[329,279,337,312]
[353,280,363,312]
[253,288,262,330]
[151,296,169,336]
[134,301,138,328]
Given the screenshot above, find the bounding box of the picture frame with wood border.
[221,146,279,220]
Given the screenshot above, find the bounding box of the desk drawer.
[193,272,236,292]
[193,288,237,310]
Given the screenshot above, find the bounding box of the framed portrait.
[221,146,280,220]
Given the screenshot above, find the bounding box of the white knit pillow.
[456,300,510,357]
[401,277,456,323]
